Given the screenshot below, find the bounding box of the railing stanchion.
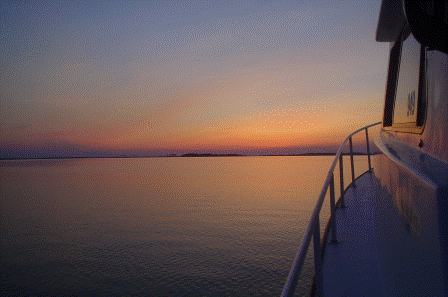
[330,173,338,243]
[313,218,323,296]
[339,153,345,208]
[349,136,356,187]
[365,128,372,171]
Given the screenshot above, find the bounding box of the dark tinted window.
[383,27,426,133]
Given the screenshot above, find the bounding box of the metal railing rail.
[281,122,381,297]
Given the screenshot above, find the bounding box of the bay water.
[1,156,368,296]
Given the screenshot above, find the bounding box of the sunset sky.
[1,0,389,158]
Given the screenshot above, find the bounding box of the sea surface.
[1,156,368,296]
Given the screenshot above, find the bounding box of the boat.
[281,0,448,296]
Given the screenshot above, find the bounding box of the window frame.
[382,26,427,134]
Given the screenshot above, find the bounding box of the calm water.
[1,156,368,296]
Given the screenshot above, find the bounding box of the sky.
[1,0,389,158]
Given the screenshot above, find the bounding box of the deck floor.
[322,171,385,296]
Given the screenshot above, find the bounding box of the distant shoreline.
[0,152,379,161]
[178,152,375,157]
[179,153,244,157]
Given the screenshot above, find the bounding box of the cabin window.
[383,27,426,133]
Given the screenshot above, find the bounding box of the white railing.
[281,122,382,297]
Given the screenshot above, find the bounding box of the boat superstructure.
[282,1,448,296]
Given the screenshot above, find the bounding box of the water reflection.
[1,156,368,296]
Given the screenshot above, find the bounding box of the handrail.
[281,122,382,297]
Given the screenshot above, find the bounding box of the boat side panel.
[422,50,448,162]
[373,137,448,296]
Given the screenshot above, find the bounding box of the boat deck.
[322,171,385,296]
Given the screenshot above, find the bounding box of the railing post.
[365,128,372,171]
[339,153,345,208]
[330,173,338,243]
[313,218,323,296]
[349,136,356,187]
